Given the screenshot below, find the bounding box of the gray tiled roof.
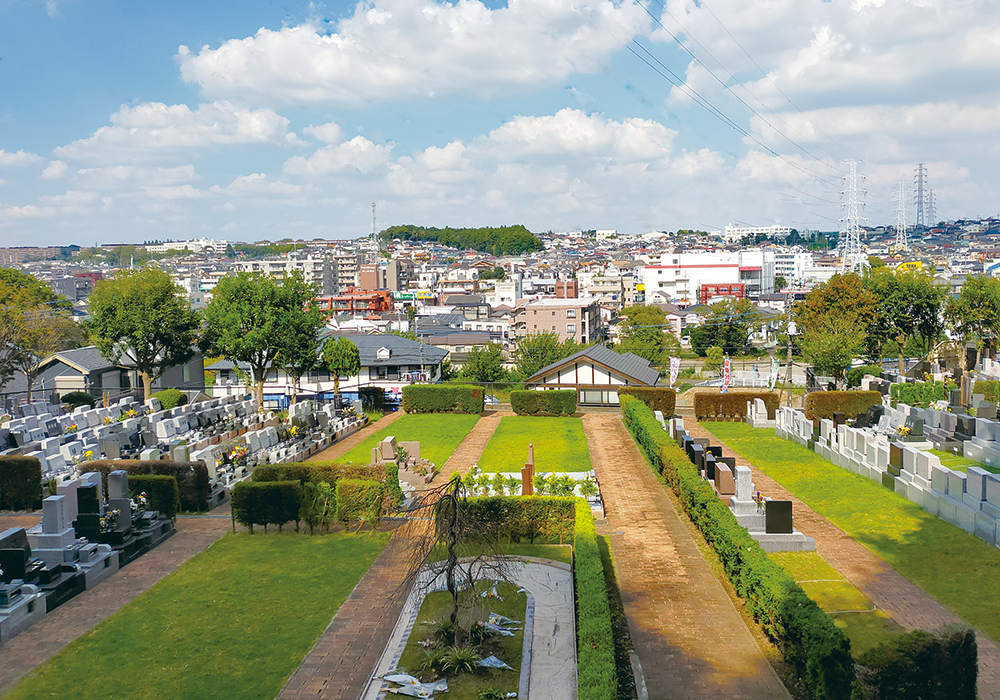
[336,334,448,366]
[525,344,660,386]
[43,346,116,373]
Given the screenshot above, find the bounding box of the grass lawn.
[337,413,480,467]
[477,416,592,472]
[5,532,388,700]
[395,581,527,700]
[704,422,1000,645]
[929,448,1000,475]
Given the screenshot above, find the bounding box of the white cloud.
[209,173,305,197]
[0,150,43,167]
[40,160,68,179]
[303,122,344,144]
[284,136,396,176]
[54,101,295,163]
[177,0,649,105]
[75,165,199,188]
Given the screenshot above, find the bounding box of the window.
[566,309,576,318]
[551,311,556,316]
[552,325,556,331]
[567,323,576,333]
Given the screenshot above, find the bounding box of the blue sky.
[1,0,997,246]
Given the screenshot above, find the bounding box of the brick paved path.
[0,517,230,696]
[436,409,510,482]
[687,421,1000,699]
[582,414,791,700]
[309,410,404,462]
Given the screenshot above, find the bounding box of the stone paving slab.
[583,414,791,700]
[687,421,1000,700]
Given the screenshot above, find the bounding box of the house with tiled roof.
[523,344,660,407]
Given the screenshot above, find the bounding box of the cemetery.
[338,413,480,468]
[477,416,593,473]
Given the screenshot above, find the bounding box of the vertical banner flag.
[769,356,780,391]
[669,356,681,387]
[722,357,731,393]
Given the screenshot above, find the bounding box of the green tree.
[276,301,325,405]
[704,346,725,376]
[202,271,319,409]
[689,299,760,356]
[945,276,1000,371]
[775,276,788,291]
[514,333,585,380]
[14,306,86,401]
[617,304,679,364]
[86,267,201,400]
[800,315,865,388]
[796,273,881,362]
[865,268,946,373]
[322,336,361,407]
[461,343,508,382]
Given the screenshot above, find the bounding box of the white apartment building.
[721,224,793,243]
[577,272,637,308]
[641,250,775,304]
[489,274,523,307]
[773,251,814,284]
[233,254,338,295]
[144,238,229,255]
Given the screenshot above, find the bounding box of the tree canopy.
[689,299,760,356]
[945,275,1000,370]
[514,333,587,380]
[322,336,361,404]
[380,224,543,256]
[461,343,509,382]
[617,304,680,364]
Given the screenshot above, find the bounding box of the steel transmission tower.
[926,189,937,226]
[894,175,908,252]
[914,163,927,227]
[840,160,868,272]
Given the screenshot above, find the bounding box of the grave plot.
[337,414,480,469]
[2,531,388,700]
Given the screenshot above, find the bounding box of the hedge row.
[0,456,42,511]
[847,365,883,388]
[617,387,676,418]
[854,626,977,700]
[128,475,181,520]
[620,396,854,699]
[889,380,955,408]
[575,498,617,700]
[252,461,402,511]
[803,391,881,421]
[460,496,576,544]
[402,384,484,414]
[973,380,1000,406]
[336,479,385,526]
[231,480,302,533]
[509,389,577,416]
[87,461,211,512]
[693,391,779,421]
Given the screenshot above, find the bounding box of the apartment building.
[516,297,601,344]
[234,254,338,295]
[641,250,775,304]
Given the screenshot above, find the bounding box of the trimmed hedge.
[804,391,882,421]
[694,391,779,421]
[972,380,1000,406]
[620,396,854,700]
[853,626,977,700]
[128,475,181,520]
[87,461,210,512]
[401,384,484,414]
[509,389,577,416]
[575,498,617,700]
[61,391,95,409]
[151,388,188,410]
[0,456,42,511]
[617,387,676,418]
[847,365,883,389]
[231,480,302,533]
[336,478,385,526]
[889,380,955,408]
[459,496,576,544]
[300,481,337,534]
[252,461,402,510]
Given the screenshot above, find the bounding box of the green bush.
[804,391,882,421]
[693,391,779,421]
[401,384,484,414]
[300,481,337,534]
[459,496,575,544]
[252,462,401,511]
[620,395,854,699]
[88,461,210,512]
[128,475,180,520]
[973,380,1000,406]
[617,387,676,418]
[509,389,577,416]
[336,478,385,526]
[888,381,955,409]
[61,391,96,409]
[0,456,42,511]
[847,365,882,388]
[151,388,188,410]
[575,498,617,700]
[358,386,385,413]
[853,626,977,700]
[231,480,302,533]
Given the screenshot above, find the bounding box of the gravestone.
[765,501,794,534]
[715,464,736,496]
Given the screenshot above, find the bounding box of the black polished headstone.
[717,456,736,471]
[77,484,100,514]
[705,454,717,481]
[833,412,846,427]
[765,501,793,534]
[707,445,723,459]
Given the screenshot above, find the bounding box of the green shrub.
[61,391,96,409]
[0,456,42,511]
[853,626,977,700]
[87,461,210,512]
[252,462,401,511]
[128,475,180,520]
[509,389,577,416]
[973,380,1000,406]
[401,384,484,414]
[693,391,779,421]
[231,480,302,533]
[804,391,882,421]
[888,381,955,409]
[151,388,188,410]
[300,480,337,534]
[336,478,385,527]
[847,365,882,388]
[575,499,617,700]
[617,387,676,418]
[459,496,575,544]
[620,395,854,699]
[358,386,386,413]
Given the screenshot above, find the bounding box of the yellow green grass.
[4,532,388,700]
[338,413,480,466]
[704,422,1000,645]
[430,543,573,565]
[929,448,1000,475]
[477,416,592,472]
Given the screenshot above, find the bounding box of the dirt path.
[308,410,404,462]
[582,413,791,700]
[687,421,1000,699]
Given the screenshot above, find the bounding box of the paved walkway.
[582,414,791,700]
[436,410,511,482]
[0,517,230,696]
[687,421,1000,699]
[309,410,405,462]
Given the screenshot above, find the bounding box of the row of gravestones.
[776,405,1000,548]
[661,413,815,552]
[0,469,174,646]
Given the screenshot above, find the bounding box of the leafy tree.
[461,343,508,382]
[796,273,880,362]
[617,304,679,364]
[478,266,506,280]
[704,346,725,376]
[14,306,86,401]
[379,224,543,255]
[514,333,585,380]
[277,301,325,405]
[202,271,319,409]
[775,276,788,291]
[800,316,865,388]
[225,243,236,257]
[865,268,946,372]
[86,267,201,400]
[945,276,1000,371]
[689,299,760,356]
[321,336,361,407]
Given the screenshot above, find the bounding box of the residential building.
[524,344,660,407]
[234,254,338,295]
[641,250,775,304]
[516,297,601,344]
[314,289,393,318]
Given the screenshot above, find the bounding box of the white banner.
[769,356,780,391]
[669,356,681,387]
